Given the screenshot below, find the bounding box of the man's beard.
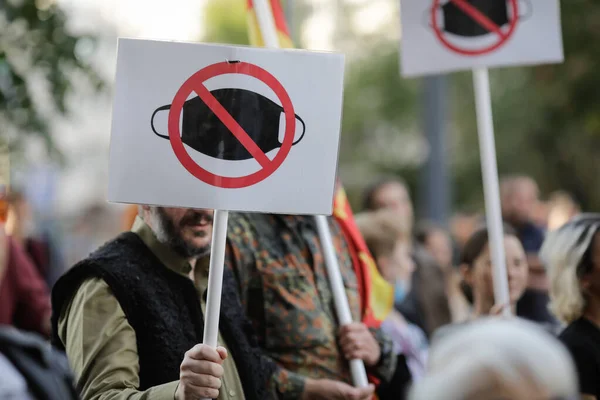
[149,207,212,258]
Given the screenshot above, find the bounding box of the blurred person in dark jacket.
[0,222,52,338]
[415,222,471,323]
[0,325,78,399]
[6,190,52,282]
[362,177,452,337]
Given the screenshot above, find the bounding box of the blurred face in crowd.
[377,239,415,284]
[393,239,416,284]
[5,193,33,238]
[450,213,479,250]
[425,228,454,272]
[378,238,415,306]
[372,182,414,227]
[581,232,600,299]
[463,234,529,307]
[143,206,214,259]
[502,178,539,225]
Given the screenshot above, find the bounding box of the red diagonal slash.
[193,83,272,168]
[450,0,508,40]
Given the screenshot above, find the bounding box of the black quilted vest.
[51,232,274,399]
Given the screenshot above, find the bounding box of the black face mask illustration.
[151,88,305,161]
[441,0,510,37]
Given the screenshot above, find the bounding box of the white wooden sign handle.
[201,209,229,400]
[315,216,370,387]
[473,67,511,316]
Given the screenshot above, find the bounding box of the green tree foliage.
[339,39,420,192]
[203,0,250,46]
[0,0,103,158]
[335,1,600,212]
[452,1,600,210]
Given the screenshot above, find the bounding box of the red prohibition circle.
[167,61,296,189]
[431,0,519,56]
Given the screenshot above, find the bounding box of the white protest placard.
[108,38,344,215]
[400,0,564,77]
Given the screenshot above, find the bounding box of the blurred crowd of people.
[0,173,598,400]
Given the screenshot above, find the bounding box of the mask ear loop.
[292,114,306,145]
[150,104,171,140]
[517,0,533,21]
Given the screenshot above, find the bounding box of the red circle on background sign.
[431,0,519,56]
[167,61,296,189]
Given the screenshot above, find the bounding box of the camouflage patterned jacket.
[224,213,397,400]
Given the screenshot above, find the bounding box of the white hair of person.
[540,213,600,324]
[409,318,578,400]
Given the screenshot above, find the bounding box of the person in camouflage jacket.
[223,213,397,400]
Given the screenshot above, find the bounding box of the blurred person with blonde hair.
[409,318,578,400]
[542,214,600,399]
[356,208,427,399]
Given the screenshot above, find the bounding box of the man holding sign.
[51,206,275,400]
[82,31,356,399]
[224,212,396,399]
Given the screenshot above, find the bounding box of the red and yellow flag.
[246,0,294,48]
[244,0,394,327]
[333,186,394,327]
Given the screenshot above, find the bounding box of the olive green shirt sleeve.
[57,278,179,400]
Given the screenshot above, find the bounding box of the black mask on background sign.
[442,0,510,37]
[151,88,305,161]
